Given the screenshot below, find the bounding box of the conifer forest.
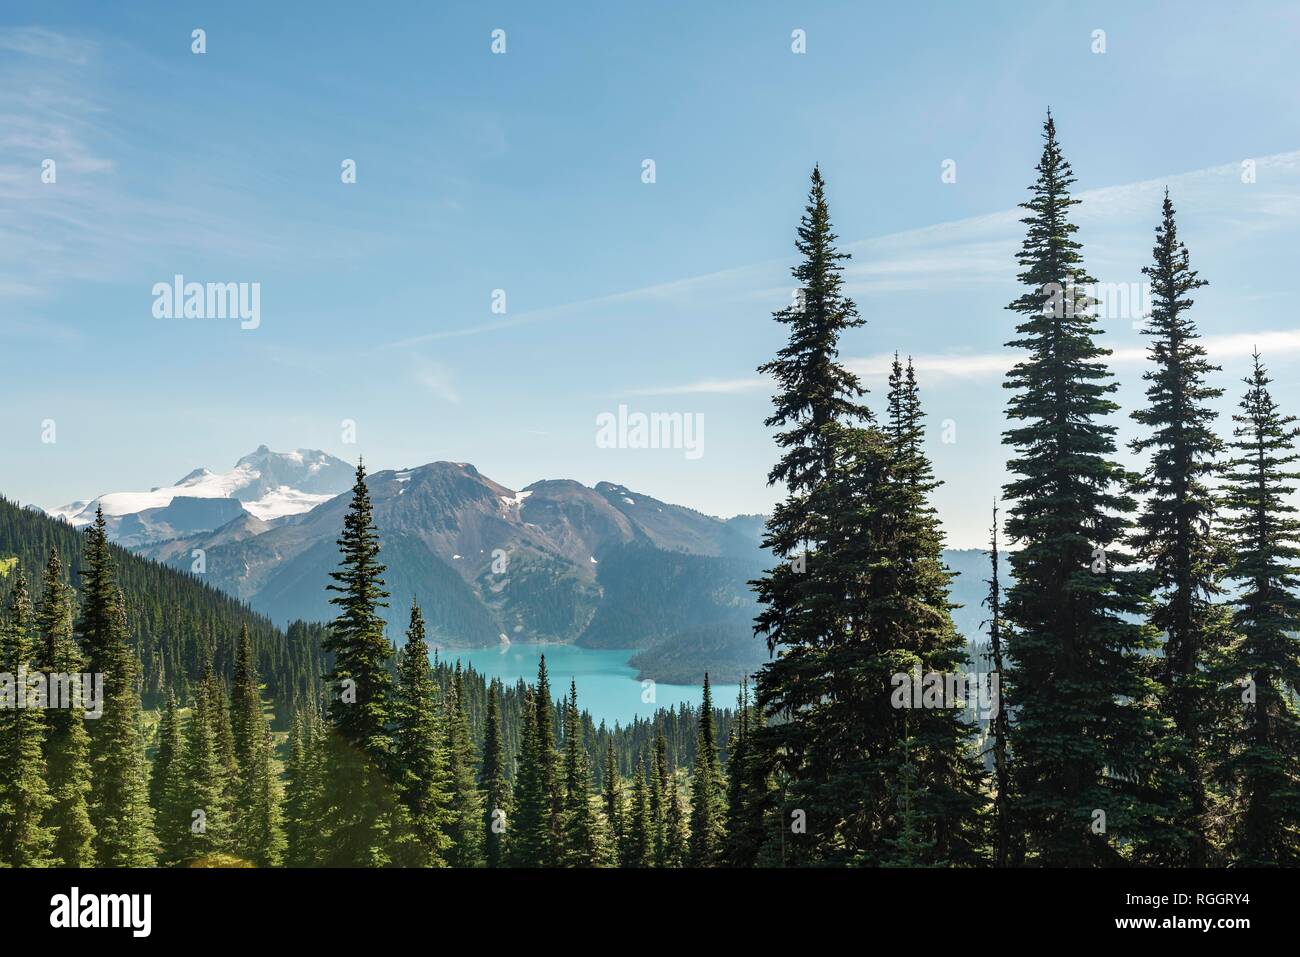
[0,2,1291,941]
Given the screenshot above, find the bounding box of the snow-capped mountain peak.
[47,446,355,537]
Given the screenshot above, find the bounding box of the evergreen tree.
[73,508,116,674]
[443,666,484,867]
[1000,113,1165,865]
[90,589,157,866]
[323,459,396,757]
[877,357,988,864]
[532,656,562,864]
[392,602,451,866]
[623,749,653,868]
[723,680,772,867]
[284,698,328,866]
[478,680,510,868]
[751,166,897,864]
[601,738,622,863]
[651,724,669,866]
[663,764,689,868]
[561,680,601,866]
[178,663,232,859]
[688,674,726,866]
[36,548,95,867]
[0,571,55,866]
[230,627,285,866]
[982,505,1014,868]
[1129,191,1227,866]
[283,708,311,865]
[509,687,548,866]
[151,689,189,865]
[1214,353,1300,865]
[318,460,405,866]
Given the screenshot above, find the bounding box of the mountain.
[135,460,766,678]
[125,453,1011,684]
[46,445,355,545]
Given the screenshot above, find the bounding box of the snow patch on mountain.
[48,446,353,530]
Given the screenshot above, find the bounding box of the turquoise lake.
[429,643,742,728]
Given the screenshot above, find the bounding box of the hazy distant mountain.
[134,461,762,676]
[129,454,1007,683]
[46,446,354,546]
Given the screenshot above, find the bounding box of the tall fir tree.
[601,738,623,864]
[230,627,285,866]
[178,662,232,860]
[151,688,189,865]
[1000,113,1166,865]
[0,571,55,866]
[443,666,484,867]
[509,687,548,866]
[90,589,157,866]
[532,656,562,864]
[623,749,653,868]
[751,166,900,864]
[1214,353,1300,865]
[73,508,116,674]
[688,673,726,866]
[982,505,1014,868]
[1128,191,1229,866]
[877,357,988,864]
[561,680,602,866]
[651,724,670,866]
[478,679,510,867]
[723,679,772,867]
[35,548,96,867]
[392,602,451,866]
[319,460,406,866]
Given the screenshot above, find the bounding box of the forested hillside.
[0,496,325,714]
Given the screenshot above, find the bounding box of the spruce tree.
[0,571,55,866]
[663,764,689,868]
[532,656,562,864]
[1000,113,1165,865]
[73,508,116,674]
[877,357,988,864]
[1214,353,1300,865]
[151,689,189,865]
[36,548,96,866]
[230,628,285,866]
[751,166,892,863]
[478,679,510,867]
[509,687,547,866]
[651,724,669,865]
[723,680,772,867]
[561,680,601,866]
[688,674,725,866]
[178,663,232,859]
[623,749,653,868]
[982,505,1014,868]
[1129,191,1227,866]
[90,590,157,866]
[393,602,451,866]
[443,666,484,867]
[601,738,622,863]
[319,460,405,866]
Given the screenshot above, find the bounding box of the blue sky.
[3,1,1299,547]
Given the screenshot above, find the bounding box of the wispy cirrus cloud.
[629,329,1300,397]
